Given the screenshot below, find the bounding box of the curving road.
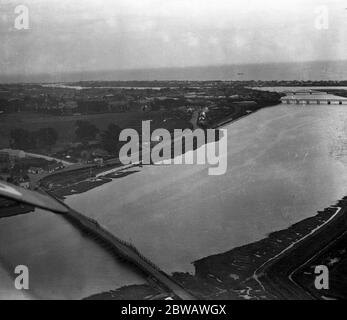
[253,205,347,299]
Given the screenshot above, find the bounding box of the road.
[24,151,74,166]
[253,204,347,299]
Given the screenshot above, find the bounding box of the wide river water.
[67,103,347,272]
[1,102,347,299]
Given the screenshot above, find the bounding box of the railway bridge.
[281,91,347,105]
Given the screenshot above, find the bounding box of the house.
[92,149,109,158]
[47,162,64,173]
[28,167,45,175]
[59,100,78,114]
[93,158,104,167]
[10,174,30,189]
[0,151,10,171]
[19,176,30,189]
[108,101,129,113]
[0,149,26,161]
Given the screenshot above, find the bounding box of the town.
[0,80,282,189]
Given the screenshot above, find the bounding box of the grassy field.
[0,111,191,150]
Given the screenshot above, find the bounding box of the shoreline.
[84,198,346,300]
[38,100,346,300]
[40,101,281,199]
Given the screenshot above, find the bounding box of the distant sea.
[2,60,347,83]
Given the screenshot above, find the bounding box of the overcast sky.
[1,0,347,76]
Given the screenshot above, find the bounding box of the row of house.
[0,92,155,115]
[0,149,26,171]
[28,162,64,175]
[0,149,65,189]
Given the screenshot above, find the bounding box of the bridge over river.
[281,91,347,105]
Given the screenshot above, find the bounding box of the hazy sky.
[1,0,347,76]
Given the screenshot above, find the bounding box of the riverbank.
[84,198,345,300]
[40,99,282,200]
[0,197,34,219]
[42,102,347,300]
[38,160,142,200]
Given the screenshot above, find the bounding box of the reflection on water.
[0,208,146,299]
[67,104,347,274]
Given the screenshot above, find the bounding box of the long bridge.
[281,91,347,105]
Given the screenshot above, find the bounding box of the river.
[1,101,347,299]
[66,103,347,274]
[0,209,146,299]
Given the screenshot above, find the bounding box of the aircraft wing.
[0,181,68,214]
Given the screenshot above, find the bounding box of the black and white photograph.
[1,0,347,307]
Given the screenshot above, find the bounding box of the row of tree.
[10,128,58,151]
[75,121,122,154]
[9,121,123,155]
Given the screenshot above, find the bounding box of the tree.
[151,100,161,111]
[10,128,35,150]
[75,121,99,144]
[35,127,58,151]
[80,150,91,163]
[101,123,122,154]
